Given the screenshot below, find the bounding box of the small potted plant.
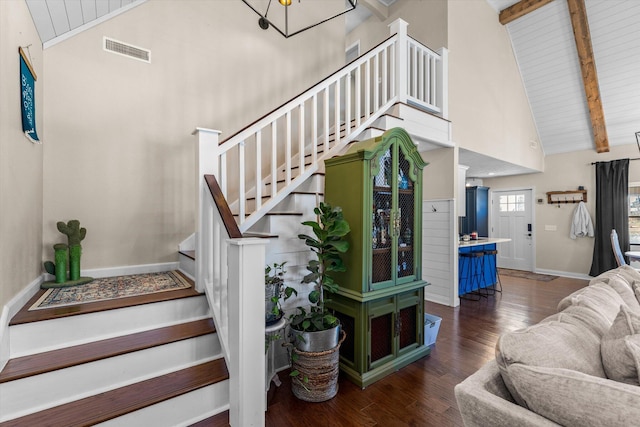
[288,201,350,402]
[265,261,289,326]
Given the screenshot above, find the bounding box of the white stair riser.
[10,296,210,357]
[96,381,229,427]
[0,335,221,422]
[179,254,196,279]
[272,192,321,213]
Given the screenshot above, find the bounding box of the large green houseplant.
[288,201,350,402]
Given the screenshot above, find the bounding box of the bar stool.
[459,251,487,301]
[483,249,502,294]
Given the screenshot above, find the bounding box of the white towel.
[570,201,594,239]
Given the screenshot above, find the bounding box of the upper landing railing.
[195,19,448,234]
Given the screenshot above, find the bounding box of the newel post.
[437,47,449,120]
[192,127,221,293]
[227,238,268,427]
[389,18,409,104]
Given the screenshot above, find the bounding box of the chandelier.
[242,0,358,38]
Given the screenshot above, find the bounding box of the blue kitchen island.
[458,238,510,297]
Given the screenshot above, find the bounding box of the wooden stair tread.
[10,271,200,326]
[242,232,278,238]
[188,411,230,427]
[0,359,228,427]
[0,318,215,383]
[179,250,196,260]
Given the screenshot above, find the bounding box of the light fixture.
[242,0,357,39]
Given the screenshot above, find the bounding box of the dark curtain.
[589,159,629,276]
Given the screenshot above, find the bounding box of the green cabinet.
[324,128,430,388]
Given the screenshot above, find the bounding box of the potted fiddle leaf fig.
[288,201,350,402]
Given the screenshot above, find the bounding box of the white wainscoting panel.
[422,199,459,307]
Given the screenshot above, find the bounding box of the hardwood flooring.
[265,274,587,427]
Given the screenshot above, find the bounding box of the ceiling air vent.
[103,37,151,63]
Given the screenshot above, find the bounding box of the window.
[629,184,640,244]
[499,194,525,212]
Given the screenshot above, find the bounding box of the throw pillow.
[507,364,640,427]
[601,305,640,385]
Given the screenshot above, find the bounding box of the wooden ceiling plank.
[567,0,609,153]
[499,0,556,25]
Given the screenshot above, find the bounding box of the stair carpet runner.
[0,272,230,427]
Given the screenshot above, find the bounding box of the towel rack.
[546,190,587,204]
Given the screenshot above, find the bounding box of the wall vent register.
[103,37,151,63]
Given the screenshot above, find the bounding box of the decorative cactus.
[57,220,86,247]
[42,219,92,288]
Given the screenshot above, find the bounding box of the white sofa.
[454,265,640,427]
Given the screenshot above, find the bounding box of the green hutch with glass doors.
[324,127,430,388]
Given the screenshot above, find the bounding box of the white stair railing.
[208,19,447,233]
[192,129,267,427]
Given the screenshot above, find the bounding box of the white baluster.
[374,53,380,110]
[238,141,245,225]
[255,130,262,211]
[355,64,361,127]
[285,110,291,185]
[382,48,388,104]
[365,59,371,119]
[299,103,305,175]
[334,82,341,146]
[324,88,330,154]
[312,93,318,164]
[271,121,277,198]
[345,71,351,136]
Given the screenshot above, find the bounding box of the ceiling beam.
[499,0,555,25]
[567,0,609,153]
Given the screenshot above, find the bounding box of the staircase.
[0,18,450,427]
[0,274,231,426]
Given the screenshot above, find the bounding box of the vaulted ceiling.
[485,0,640,156]
[24,0,640,177]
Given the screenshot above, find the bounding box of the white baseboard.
[179,233,196,252]
[0,274,44,372]
[535,268,592,281]
[424,293,457,307]
[1,261,180,371]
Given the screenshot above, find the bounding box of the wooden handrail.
[204,174,242,239]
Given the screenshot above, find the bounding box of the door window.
[499,194,525,212]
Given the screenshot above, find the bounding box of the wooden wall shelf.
[546,190,587,204]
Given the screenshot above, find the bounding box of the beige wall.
[484,143,640,275]
[42,0,346,269]
[422,146,456,200]
[0,0,44,307]
[347,0,448,54]
[448,0,544,173]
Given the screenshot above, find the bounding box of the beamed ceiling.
[486,0,640,156]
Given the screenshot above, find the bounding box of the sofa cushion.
[590,265,640,286]
[495,306,606,407]
[557,282,629,324]
[601,305,640,385]
[506,364,640,427]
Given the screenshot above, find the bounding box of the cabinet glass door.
[396,149,416,282]
[371,147,393,286]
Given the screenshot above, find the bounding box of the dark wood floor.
[265,274,587,427]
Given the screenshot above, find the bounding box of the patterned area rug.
[498,268,558,282]
[30,271,191,311]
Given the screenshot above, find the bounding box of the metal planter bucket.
[291,324,341,352]
[291,329,346,402]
